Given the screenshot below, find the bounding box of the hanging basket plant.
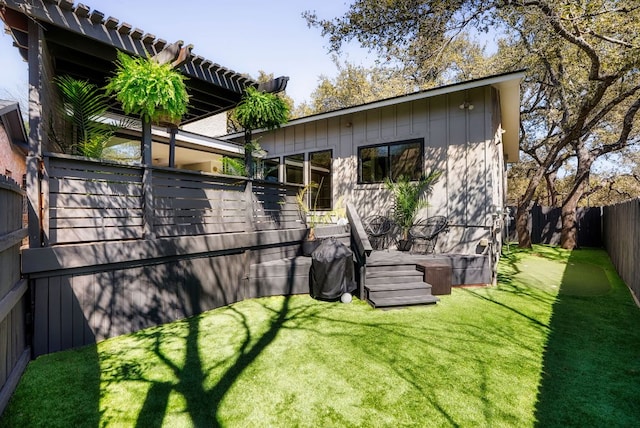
[105,51,190,125]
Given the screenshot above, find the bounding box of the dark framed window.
[284,153,304,185]
[263,157,280,182]
[358,139,423,183]
[309,149,332,210]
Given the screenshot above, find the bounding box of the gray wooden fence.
[0,175,29,415]
[603,198,640,302]
[507,205,602,247]
[23,153,308,356]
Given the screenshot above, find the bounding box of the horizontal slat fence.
[44,154,304,245]
[153,170,248,237]
[603,198,640,302]
[0,175,29,415]
[47,156,144,244]
[252,182,305,231]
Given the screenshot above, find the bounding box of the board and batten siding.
[256,86,504,254]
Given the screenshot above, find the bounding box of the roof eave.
[224,70,526,149]
[492,76,523,163]
[0,101,28,153]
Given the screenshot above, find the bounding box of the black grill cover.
[310,238,355,301]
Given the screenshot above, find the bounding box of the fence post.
[141,119,155,240]
[245,180,255,232]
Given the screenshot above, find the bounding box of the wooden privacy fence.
[0,175,29,415]
[603,198,640,302]
[23,153,308,356]
[507,205,602,247]
[43,153,303,246]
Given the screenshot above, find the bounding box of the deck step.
[364,260,439,308]
[366,282,433,299]
[368,294,439,308]
[365,270,423,285]
[250,256,312,278]
[366,281,432,292]
[365,263,422,273]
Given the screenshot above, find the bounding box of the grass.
[2,246,639,427]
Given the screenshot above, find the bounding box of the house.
[0,100,27,183]
[0,0,525,357]
[228,71,524,258]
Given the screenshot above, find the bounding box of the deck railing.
[42,153,304,246]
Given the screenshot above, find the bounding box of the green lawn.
[2,246,639,427]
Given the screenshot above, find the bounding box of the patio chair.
[363,215,395,250]
[409,215,449,254]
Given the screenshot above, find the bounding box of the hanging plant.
[105,51,190,125]
[233,86,289,178]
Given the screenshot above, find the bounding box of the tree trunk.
[560,187,582,249]
[545,171,558,206]
[560,145,595,249]
[516,201,532,248]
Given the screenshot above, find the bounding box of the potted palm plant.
[53,75,135,159]
[297,181,323,256]
[385,170,441,251]
[53,75,113,158]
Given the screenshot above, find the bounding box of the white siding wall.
[254,86,505,254]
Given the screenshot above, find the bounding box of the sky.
[0,0,375,109]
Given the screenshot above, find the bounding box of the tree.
[306,1,640,249]
[296,33,493,117]
[295,59,416,116]
[233,86,290,178]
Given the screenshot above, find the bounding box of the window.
[309,150,332,210]
[358,139,423,183]
[262,158,280,182]
[284,153,304,185]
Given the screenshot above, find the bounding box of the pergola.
[0,0,287,124]
[0,0,288,248]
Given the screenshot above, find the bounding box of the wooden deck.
[362,249,491,308]
[367,250,491,287]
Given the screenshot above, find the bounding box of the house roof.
[0,100,28,155]
[0,0,288,124]
[227,70,525,162]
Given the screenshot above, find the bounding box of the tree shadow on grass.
[533,250,640,427]
[127,261,306,427]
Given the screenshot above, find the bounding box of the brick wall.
[0,123,26,182]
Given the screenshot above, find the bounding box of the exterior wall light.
[459,101,474,110]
